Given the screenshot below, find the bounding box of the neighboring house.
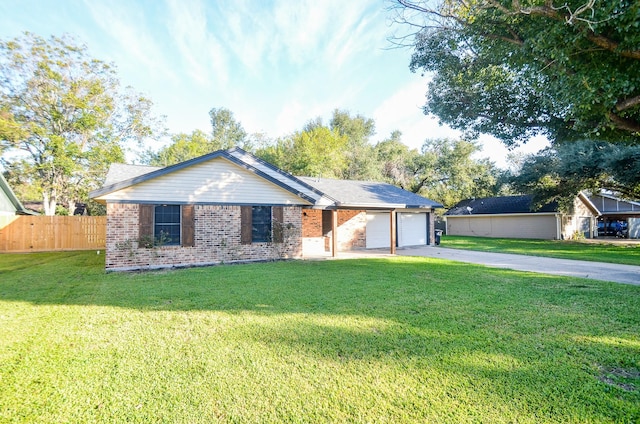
[445,194,599,240]
[0,174,34,216]
[90,148,443,271]
[589,192,640,239]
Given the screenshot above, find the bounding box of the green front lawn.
[441,235,640,266]
[1,251,638,423]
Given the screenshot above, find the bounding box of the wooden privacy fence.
[0,215,106,252]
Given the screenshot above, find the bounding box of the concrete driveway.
[398,246,640,286]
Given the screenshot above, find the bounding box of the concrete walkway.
[396,246,640,286]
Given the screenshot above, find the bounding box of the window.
[154,205,181,245]
[252,206,272,242]
[241,206,283,244]
[139,204,195,248]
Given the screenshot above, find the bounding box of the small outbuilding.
[445,193,599,240]
[90,148,443,271]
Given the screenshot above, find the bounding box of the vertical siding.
[0,216,106,252]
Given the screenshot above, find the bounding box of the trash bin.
[435,229,443,245]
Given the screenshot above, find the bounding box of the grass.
[0,251,639,423]
[441,235,640,266]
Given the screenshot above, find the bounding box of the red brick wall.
[301,209,366,252]
[105,204,302,271]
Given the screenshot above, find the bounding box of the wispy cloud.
[81,0,177,83]
[164,0,229,87]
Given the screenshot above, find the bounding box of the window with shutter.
[139,204,196,247]
[241,206,278,244]
[154,205,181,245]
[252,206,272,243]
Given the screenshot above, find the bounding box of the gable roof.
[445,195,559,216]
[90,148,327,205]
[589,192,640,214]
[0,173,35,215]
[91,148,443,210]
[298,177,443,209]
[104,163,161,186]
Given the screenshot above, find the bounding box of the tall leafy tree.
[141,130,213,167]
[209,107,248,149]
[375,135,502,207]
[391,0,640,146]
[416,139,502,208]
[329,109,381,180]
[142,107,249,166]
[0,33,163,215]
[259,123,349,178]
[375,130,419,189]
[511,140,640,210]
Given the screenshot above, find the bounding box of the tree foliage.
[374,136,503,207]
[511,140,640,210]
[391,0,640,146]
[0,33,164,215]
[257,122,349,179]
[142,107,249,166]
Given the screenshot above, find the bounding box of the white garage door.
[366,212,390,248]
[398,213,427,247]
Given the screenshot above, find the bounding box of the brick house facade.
[91,148,443,271]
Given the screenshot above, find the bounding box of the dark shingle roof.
[445,195,558,216]
[103,163,161,185]
[298,177,443,209]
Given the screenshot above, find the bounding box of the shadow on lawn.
[1,251,638,420]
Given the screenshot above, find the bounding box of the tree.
[257,122,349,178]
[0,33,163,215]
[391,0,640,146]
[375,130,419,189]
[142,107,249,167]
[141,130,213,167]
[416,139,502,208]
[209,107,248,149]
[329,109,381,180]
[375,134,502,208]
[511,140,640,211]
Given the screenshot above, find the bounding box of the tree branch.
[586,33,640,60]
[616,95,640,112]
[607,113,640,133]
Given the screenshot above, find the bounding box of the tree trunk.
[42,190,57,216]
[68,199,77,216]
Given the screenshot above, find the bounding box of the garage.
[366,211,429,248]
[365,212,389,248]
[398,212,428,247]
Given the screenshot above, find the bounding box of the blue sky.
[0,0,546,167]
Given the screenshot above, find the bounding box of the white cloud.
[81,0,177,83]
[373,78,458,145]
[165,0,228,86]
